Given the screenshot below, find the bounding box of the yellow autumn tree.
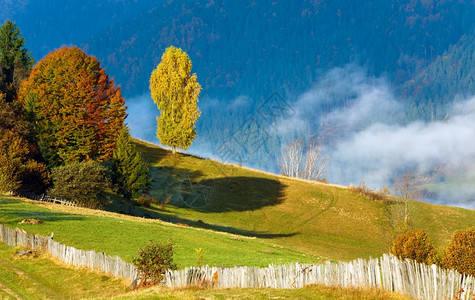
[150,46,201,154]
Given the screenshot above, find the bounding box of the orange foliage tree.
[443,228,475,276]
[19,47,126,167]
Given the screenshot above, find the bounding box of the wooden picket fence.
[13,190,77,207]
[0,223,137,281]
[164,257,474,300]
[1,222,473,299]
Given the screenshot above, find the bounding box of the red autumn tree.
[19,47,126,167]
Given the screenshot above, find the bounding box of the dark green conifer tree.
[0,20,34,102]
[112,126,151,203]
[0,20,49,194]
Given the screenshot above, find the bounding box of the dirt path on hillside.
[0,248,66,299]
[0,255,29,300]
[0,280,22,300]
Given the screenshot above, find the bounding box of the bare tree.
[391,172,424,229]
[280,139,304,178]
[279,139,328,182]
[301,140,328,181]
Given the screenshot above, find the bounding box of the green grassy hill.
[1,139,473,265]
[130,139,475,261]
[1,138,473,299]
[0,197,320,267]
[0,238,407,299]
[0,243,128,299]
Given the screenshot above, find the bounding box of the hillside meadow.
[0,240,408,300]
[0,243,128,299]
[1,139,474,299]
[130,139,475,260]
[0,196,321,267]
[0,242,410,299]
[2,139,473,265]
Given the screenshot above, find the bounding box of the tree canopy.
[0,20,34,102]
[0,128,49,193]
[150,46,201,153]
[19,46,127,167]
[49,161,112,209]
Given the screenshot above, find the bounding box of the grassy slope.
[0,243,128,299]
[0,139,472,299]
[132,139,475,260]
[0,196,321,267]
[0,240,408,300]
[1,139,473,265]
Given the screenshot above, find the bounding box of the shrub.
[137,195,151,207]
[18,159,51,194]
[195,248,204,267]
[137,194,158,208]
[389,229,440,265]
[349,182,391,203]
[0,128,50,194]
[443,228,475,276]
[160,196,171,210]
[133,240,177,287]
[48,161,111,209]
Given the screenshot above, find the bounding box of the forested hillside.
[82,0,474,101]
[0,0,158,60]
[401,33,475,121]
[1,3,475,296]
[2,0,475,207]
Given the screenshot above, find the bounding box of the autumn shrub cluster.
[349,182,391,204]
[390,227,475,276]
[132,240,178,287]
[442,228,475,276]
[137,195,159,208]
[389,229,440,265]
